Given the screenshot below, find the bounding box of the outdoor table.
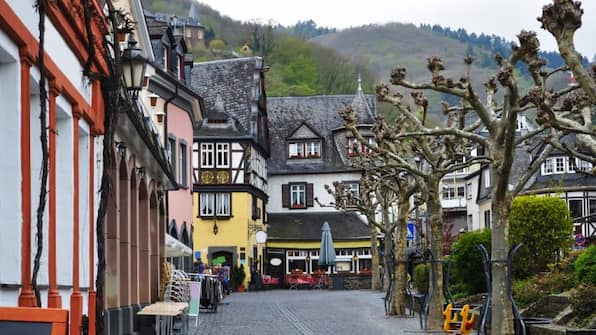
[137,301,188,335]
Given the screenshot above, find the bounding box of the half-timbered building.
[190,57,270,287]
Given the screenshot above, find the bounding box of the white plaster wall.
[29,91,50,287]
[0,289,20,307]
[93,135,103,280]
[7,0,92,104]
[466,176,480,231]
[55,101,74,287]
[0,30,21,292]
[268,172,362,213]
[79,122,90,288]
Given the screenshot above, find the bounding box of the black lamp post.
[121,33,147,98]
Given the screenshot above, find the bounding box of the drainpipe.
[164,83,178,263]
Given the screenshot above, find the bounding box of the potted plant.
[232,265,246,292]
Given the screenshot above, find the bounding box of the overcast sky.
[198,0,596,58]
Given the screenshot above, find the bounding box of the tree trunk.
[426,178,444,330]
[490,164,515,335]
[380,204,394,292]
[370,221,381,290]
[390,198,410,316]
[383,226,393,292]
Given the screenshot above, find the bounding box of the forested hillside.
[141,0,570,121]
[141,0,375,97]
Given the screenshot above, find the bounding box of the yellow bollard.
[442,303,459,332]
[459,304,475,335]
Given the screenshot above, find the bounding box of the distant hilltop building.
[144,2,205,50]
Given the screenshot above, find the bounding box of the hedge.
[509,195,573,278]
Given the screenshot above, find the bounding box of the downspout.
[163,83,178,263]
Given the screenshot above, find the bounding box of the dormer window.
[288,140,321,159]
[348,137,375,157]
[542,156,593,175]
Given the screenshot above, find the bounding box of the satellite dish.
[256,231,268,244]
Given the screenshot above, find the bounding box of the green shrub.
[414,263,428,293]
[575,245,596,285]
[450,229,491,296]
[509,196,573,278]
[512,278,542,307]
[512,270,575,308]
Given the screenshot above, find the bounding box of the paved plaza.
[193,290,421,335]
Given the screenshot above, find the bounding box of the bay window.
[200,142,230,168]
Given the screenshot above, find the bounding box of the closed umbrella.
[319,221,336,267]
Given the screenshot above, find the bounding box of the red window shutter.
[306,183,314,207]
[282,184,290,208]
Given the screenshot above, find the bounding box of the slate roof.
[526,172,596,191]
[478,142,534,201]
[190,57,270,154]
[267,212,370,241]
[267,90,376,175]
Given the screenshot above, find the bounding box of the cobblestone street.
[194,290,420,335]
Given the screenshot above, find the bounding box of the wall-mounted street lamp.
[121,33,147,99]
[213,222,219,235]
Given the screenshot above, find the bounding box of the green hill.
[141,0,569,122]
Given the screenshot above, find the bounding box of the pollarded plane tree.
[382,2,595,333]
[323,166,418,317]
[340,103,489,329]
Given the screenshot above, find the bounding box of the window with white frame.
[542,158,554,175]
[575,159,593,172]
[199,193,214,216]
[443,186,465,200]
[483,209,491,228]
[343,182,359,206]
[484,170,491,188]
[199,193,230,217]
[179,142,187,186]
[168,137,177,174]
[216,143,229,168]
[306,141,321,157]
[347,137,375,156]
[453,156,466,174]
[216,193,230,216]
[554,157,566,173]
[288,140,321,159]
[290,184,306,208]
[466,183,472,200]
[200,143,214,168]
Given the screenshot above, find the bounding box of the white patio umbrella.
[319,221,336,267]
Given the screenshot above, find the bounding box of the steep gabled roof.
[190,57,269,154]
[267,92,376,175]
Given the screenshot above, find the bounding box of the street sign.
[575,233,586,246]
[407,222,415,241]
